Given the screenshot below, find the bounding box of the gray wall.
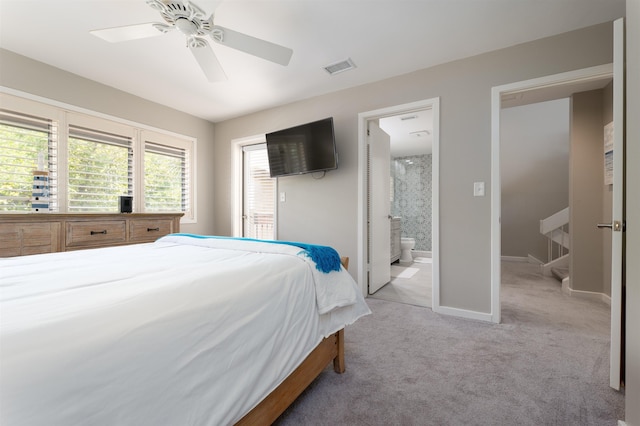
[0,49,217,236]
[500,99,570,261]
[625,0,640,423]
[391,154,432,252]
[213,23,614,313]
[569,89,610,294]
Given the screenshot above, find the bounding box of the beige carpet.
[275,261,623,425]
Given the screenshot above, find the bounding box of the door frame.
[490,63,614,324]
[357,97,441,309]
[367,120,392,294]
[231,134,277,238]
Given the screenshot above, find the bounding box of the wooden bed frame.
[236,256,350,425]
[0,214,350,426]
[236,329,344,425]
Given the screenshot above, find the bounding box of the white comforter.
[0,236,370,426]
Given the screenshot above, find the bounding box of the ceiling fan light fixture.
[324,58,356,76]
[91,0,293,82]
[175,17,198,36]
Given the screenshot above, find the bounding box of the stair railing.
[540,207,570,263]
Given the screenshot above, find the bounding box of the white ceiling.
[379,109,433,157]
[0,0,624,125]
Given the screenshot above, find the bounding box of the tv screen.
[265,117,338,178]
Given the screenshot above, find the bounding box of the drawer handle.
[90,230,108,235]
[147,227,160,232]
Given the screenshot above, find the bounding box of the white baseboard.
[432,304,494,323]
[500,255,543,264]
[540,253,569,277]
[501,256,529,262]
[562,280,611,306]
[527,254,544,265]
[413,250,431,258]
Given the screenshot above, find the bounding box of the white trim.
[501,256,529,262]
[413,250,431,258]
[138,128,197,222]
[609,17,624,391]
[357,98,440,312]
[1,87,198,223]
[230,134,274,238]
[490,86,502,324]
[527,254,544,265]
[495,63,614,98]
[0,86,197,140]
[434,305,494,323]
[133,129,145,214]
[490,64,614,325]
[562,283,613,306]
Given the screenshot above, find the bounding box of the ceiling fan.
[90,0,293,82]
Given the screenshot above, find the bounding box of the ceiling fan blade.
[211,25,293,66]
[189,43,227,82]
[90,23,166,43]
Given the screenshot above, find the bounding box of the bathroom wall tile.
[391,154,432,251]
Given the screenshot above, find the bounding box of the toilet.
[399,237,415,265]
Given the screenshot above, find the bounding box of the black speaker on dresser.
[119,196,133,213]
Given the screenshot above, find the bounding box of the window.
[0,93,195,221]
[144,141,187,212]
[0,108,58,212]
[243,143,275,239]
[67,125,133,212]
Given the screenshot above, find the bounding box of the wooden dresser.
[0,213,182,257]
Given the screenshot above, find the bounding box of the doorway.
[231,134,277,238]
[357,98,441,310]
[491,59,624,390]
[490,63,614,322]
[242,143,275,239]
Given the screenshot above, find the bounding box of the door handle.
[597,221,624,232]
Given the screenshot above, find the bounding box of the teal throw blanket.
[167,234,342,274]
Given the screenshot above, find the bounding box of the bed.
[0,234,370,425]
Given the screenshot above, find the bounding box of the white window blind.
[67,125,133,212]
[243,143,274,239]
[144,141,187,212]
[1,93,196,220]
[0,109,58,212]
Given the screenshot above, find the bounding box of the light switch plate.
[474,182,485,197]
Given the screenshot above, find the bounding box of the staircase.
[540,207,570,286]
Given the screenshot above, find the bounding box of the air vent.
[409,130,431,137]
[324,58,356,75]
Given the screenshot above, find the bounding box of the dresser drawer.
[129,219,174,242]
[0,222,60,257]
[66,220,126,248]
[0,213,182,256]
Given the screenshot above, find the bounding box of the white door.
[368,121,391,294]
[243,143,275,239]
[605,18,625,391]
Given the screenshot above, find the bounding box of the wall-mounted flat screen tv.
[265,117,338,178]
